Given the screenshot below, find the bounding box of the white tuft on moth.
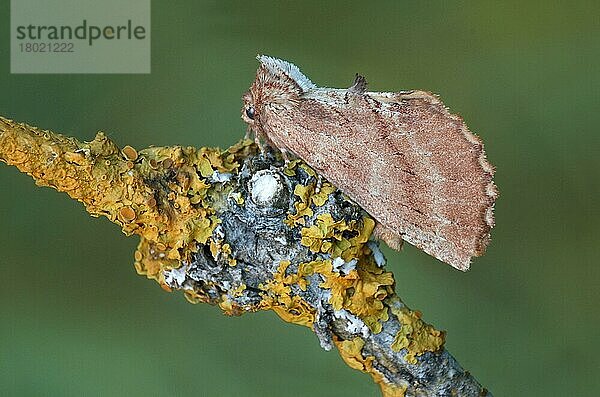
[241,55,497,271]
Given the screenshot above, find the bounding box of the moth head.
[253,55,316,105]
[242,56,316,131]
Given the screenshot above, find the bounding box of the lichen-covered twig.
[0,117,491,397]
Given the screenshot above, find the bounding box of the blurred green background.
[1,1,598,396]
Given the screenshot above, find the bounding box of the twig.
[0,116,491,396]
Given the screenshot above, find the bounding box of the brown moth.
[241,55,497,271]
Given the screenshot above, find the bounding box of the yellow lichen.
[1,117,445,395]
[259,261,316,327]
[311,258,393,333]
[0,117,254,286]
[300,213,348,252]
[282,159,302,176]
[210,236,237,267]
[377,379,408,397]
[284,183,375,261]
[336,336,373,371]
[230,191,244,205]
[333,336,408,397]
[312,184,336,206]
[297,207,375,262]
[230,283,247,297]
[299,162,317,177]
[133,237,180,289]
[284,184,314,226]
[288,257,393,334]
[222,243,237,266]
[283,161,338,228]
[390,299,445,364]
[121,145,138,161]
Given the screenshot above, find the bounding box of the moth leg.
[244,125,253,141]
[254,135,265,154]
[280,148,291,165]
[373,223,404,251]
[315,174,323,193]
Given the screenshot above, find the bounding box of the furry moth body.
[241,55,497,271]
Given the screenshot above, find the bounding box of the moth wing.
[261,89,496,270]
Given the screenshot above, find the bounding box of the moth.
[241,55,497,271]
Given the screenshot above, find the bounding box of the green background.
[1,1,598,396]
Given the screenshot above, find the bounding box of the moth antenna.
[257,55,317,93]
[348,74,368,94]
[315,175,323,193]
[254,134,265,154]
[244,125,253,140]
